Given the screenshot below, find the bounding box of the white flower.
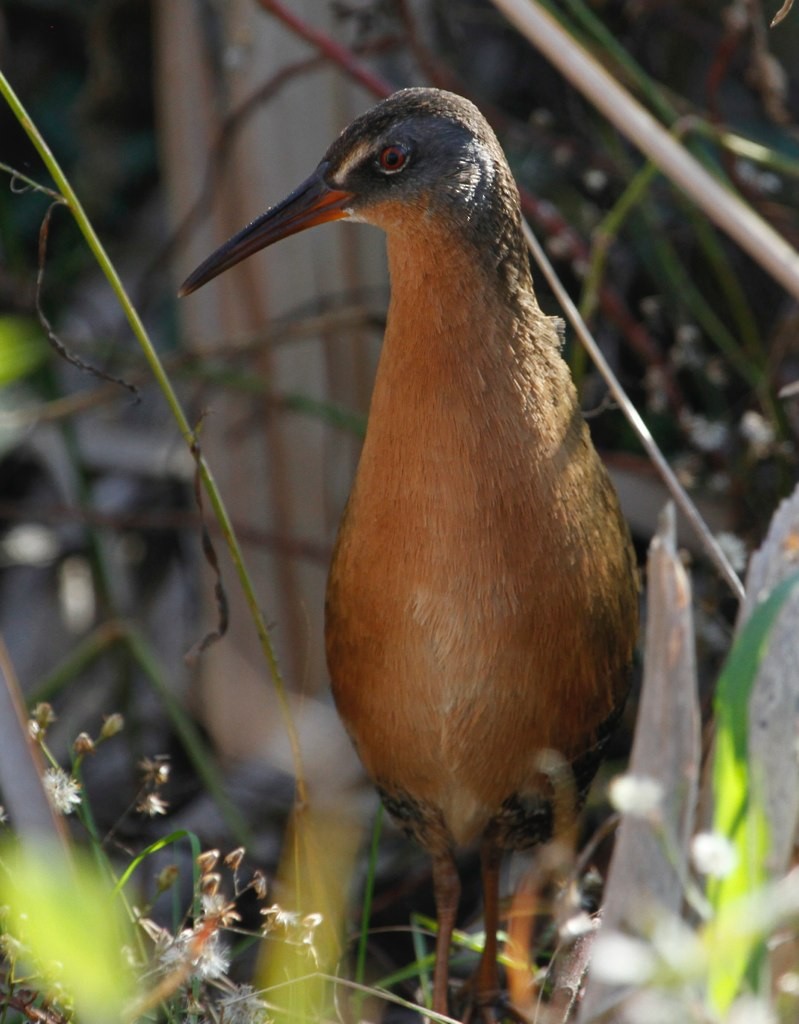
[202,892,229,917]
[608,774,664,819]
[682,412,729,454]
[740,410,775,459]
[261,904,300,929]
[136,793,168,817]
[582,168,607,193]
[639,295,662,320]
[691,832,738,879]
[777,972,799,996]
[218,985,270,1024]
[43,767,81,815]
[590,932,656,986]
[644,366,669,415]
[191,929,229,981]
[2,524,59,566]
[734,159,781,195]
[159,927,230,982]
[672,325,703,368]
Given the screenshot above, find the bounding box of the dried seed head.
[138,916,171,945]
[159,924,230,982]
[197,849,220,875]
[136,793,168,817]
[261,904,300,930]
[73,732,95,756]
[201,872,222,897]
[156,865,180,894]
[224,847,245,873]
[99,713,125,740]
[202,892,241,927]
[138,755,171,787]
[32,702,57,731]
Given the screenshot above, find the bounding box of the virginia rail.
[181,87,638,1018]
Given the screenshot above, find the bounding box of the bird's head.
[179,88,522,297]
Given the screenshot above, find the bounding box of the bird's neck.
[341,220,604,639]
[364,225,581,463]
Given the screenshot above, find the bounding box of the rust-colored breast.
[325,223,637,851]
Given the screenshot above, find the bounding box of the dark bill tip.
[179,166,353,297]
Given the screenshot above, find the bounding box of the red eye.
[378,145,408,173]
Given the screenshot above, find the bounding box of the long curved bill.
[179,163,353,296]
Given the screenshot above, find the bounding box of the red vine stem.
[255,0,393,98]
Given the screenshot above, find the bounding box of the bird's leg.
[459,841,528,1024]
[474,840,502,1005]
[431,849,460,1017]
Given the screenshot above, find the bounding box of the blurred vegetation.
[1,1,799,1022]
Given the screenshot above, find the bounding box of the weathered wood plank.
[579,504,701,1022]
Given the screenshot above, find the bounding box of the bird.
[180,87,638,1019]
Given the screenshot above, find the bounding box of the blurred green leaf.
[0,841,134,1024]
[0,316,48,386]
[706,571,799,1011]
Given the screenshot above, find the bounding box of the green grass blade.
[113,829,191,894]
[706,570,799,1011]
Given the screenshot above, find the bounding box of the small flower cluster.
[145,917,232,985]
[131,844,324,1023]
[42,765,82,815]
[135,754,171,817]
[25,704,126,820]
[3,703,333,1024]
[260,905,324,962]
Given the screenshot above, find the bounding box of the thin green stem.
[685,118,799,180]
[353,804,384,1017]
[0,160,64,200]
[0,69,307,804]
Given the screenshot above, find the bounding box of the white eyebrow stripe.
[330,140,374,184]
